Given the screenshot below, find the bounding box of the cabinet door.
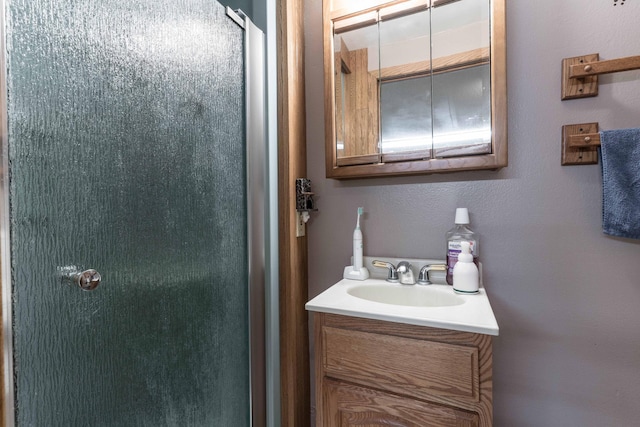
[324,380,479,427]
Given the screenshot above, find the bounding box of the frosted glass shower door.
[6,0,253,425]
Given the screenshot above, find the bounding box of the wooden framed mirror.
[324,0,506,179]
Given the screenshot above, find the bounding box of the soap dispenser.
[452,241,479,294]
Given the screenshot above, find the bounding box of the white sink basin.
[306,278,499,336]
[348,284,464,307]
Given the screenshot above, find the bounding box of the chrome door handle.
[73,269,101,291]
[58,266,102,291]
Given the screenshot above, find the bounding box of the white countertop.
[306,278,499,336]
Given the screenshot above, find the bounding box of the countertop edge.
[305,303,500,336]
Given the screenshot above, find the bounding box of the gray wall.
[304,0,640,425]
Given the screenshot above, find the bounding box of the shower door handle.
[59,266,102,291]
[73,269,101,291]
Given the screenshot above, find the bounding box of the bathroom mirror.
[324,0,506,178]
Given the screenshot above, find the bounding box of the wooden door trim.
[277,0,310,425]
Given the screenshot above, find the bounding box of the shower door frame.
[0,3,278,426]
[0,0,10,424]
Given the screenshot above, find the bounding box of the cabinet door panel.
[326,380,479,427]
[323,326,479,402]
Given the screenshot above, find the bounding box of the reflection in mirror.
[334,21,380,165]
[431,0,491,157]
[324,0,506,178]
[379,10,431,161]
[380,76,432,158]
[432,64,491,157]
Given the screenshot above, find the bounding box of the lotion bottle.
[452,241,479,294]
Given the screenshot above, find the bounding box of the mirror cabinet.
[324,0,506,178]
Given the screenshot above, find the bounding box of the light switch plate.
[296,212,306,237]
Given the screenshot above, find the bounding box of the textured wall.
[305,0,640,425]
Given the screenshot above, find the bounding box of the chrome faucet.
[396,261,415,285]
[372,260,416,284]
[417,263,447,285]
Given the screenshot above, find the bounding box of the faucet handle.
[417,264,446,285]
[372,260,398,283]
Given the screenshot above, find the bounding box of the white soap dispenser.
[343,207,370,280]
[452,241,479,294]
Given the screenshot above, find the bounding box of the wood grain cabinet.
[324,0,507,179]
[314,313,494,426]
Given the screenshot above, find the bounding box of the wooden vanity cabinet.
[314,313,493,426]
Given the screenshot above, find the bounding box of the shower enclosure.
[0,0,275,425]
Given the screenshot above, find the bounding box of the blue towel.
[599,128,640,239]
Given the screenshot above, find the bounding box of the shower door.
[3,0,260,425]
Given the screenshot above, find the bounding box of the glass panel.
[334,21,380,160]
[432,64,492,157]
[7,0,250,425]
[379,10,432,158]
[431,0,491,157]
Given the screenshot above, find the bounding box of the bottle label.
[447,240,475,252]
